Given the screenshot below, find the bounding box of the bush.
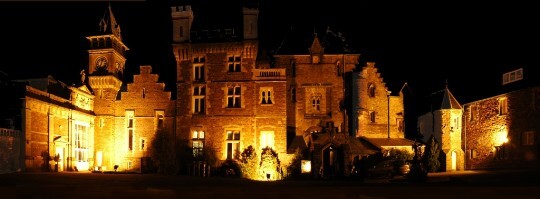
[218,159,241,177]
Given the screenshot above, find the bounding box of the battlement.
[171,5,193,17]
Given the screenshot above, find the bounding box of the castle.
[1,3,416,177]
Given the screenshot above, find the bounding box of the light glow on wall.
[301,160,311,173]
[494,130,509,146]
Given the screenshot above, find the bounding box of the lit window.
[499,98,508,115]
[261,87,273,105]
[193,85,206,113]
[193,56,205,81]
[74,123,89,162]
[368,84,376,97]
[126,110,135,151]
[522,131,535,146]
[226,130,240,159]
[260,131,275,149]
[192,131,205,158]
[228,56,241,72]
[227,86,241,108]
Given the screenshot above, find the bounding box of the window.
[336,60,343,76]
[260,87,273,105]
[74,123,89,163]
[228,55,241,72]
[368,84,376,97]
[155,110,164,129]
[126,110,134,151]
[226,130,240,159]
[142,88,146,99]
[469,105,478,121]
[260,131,275,149]
[452,117,460,130]
[522,131,535,146]
[227,86,241,108]
[311,96,321,111]
[502,68,523,85]
[192,131,205,158]
[193,56,205,81]
[397,118,404,132]
[99,118,104,128]
[499,98,508,115]
[140,138,147,151]
[312,55,320,64]
[370,111,376,123]
[193,85,206,113]
[469,149,477,159]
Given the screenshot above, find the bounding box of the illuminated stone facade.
[20,77,96,172]
[172,5,290,173]
[463,87,540,169]
[418,88,465,171]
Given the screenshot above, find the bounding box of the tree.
[238,145,258,179]
[259,147,281,180]
[150,129,177,175]
[423,135,441,172]
[388,148,414,164]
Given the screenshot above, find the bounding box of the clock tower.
[87,5,128,170]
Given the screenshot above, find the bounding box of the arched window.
[368,84,376,97]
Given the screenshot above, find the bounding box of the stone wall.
[463,87,540,169]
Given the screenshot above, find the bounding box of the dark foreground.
[1,169,540,199]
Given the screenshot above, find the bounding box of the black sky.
[0,0,538,104]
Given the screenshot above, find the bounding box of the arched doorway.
[451,151,457,171]
[322,144,344,177]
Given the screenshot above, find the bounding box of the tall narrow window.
[193,56,205,81]
[311,96,321,111]
[227,86,241,108]
[226,130,240,159]
[142,88,146,99]
[397,118,404,132]
[370,111,376,123]
[158,115,164,128]
[469,105,477,121]
[336,60,343,76]
[140,138,147,151]
[74,123,89,163]
[261,88,273,105]
[192,131,205,158]
[228,56,241,72]
[193,85,206,113]
[126,110,135,151]
[499,98,508,115]
[368,84,376,97]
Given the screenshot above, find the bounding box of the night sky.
[1,0,538,105]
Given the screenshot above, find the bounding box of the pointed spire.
[97,4,122,40]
